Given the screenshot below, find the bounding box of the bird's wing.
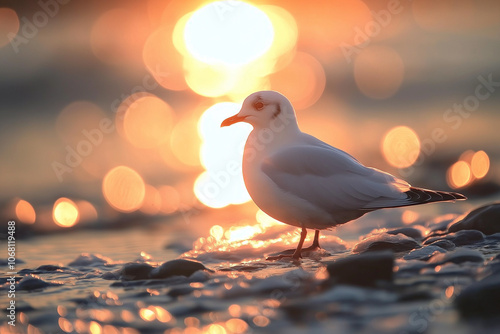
[261,144,412,213]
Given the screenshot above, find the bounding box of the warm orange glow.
[102,166,146,212]
[169,117,201,167]
[158,185,181,214]
[58,318,73,333]
[140,184,162,215]
[255,210,282,228]
[354,46,405,99]
[471,150,490,179]
[75,200,98,223]
[183,2,274,66]
[206,324,226,334]
[123,96,174,149]
[447,161,472,189]
[228,305,241,318]
[402,210,419,225]
[210,225,224,241]
[225,319,248,334]
[139,307,156,322]
[445,285,454,299]
[89,321,102,334]
[142,27,187,91]
[15,199,36,224]
[382,126,421,168]
[195,103,251,208]
[285,0,372,57]
[152,306,173,323]
[252,315,270,327]
[225,225,260,243]
[270,52,326,110]
[53,198,79,228]
[90,9,150,65]
[0,8,19,48]
[174,3,298,99]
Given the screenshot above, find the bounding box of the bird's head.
[221,91,298,130]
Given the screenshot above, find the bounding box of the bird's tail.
[405,187,466,205]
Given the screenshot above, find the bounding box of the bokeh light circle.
[382,126,421,168]
[447,161,472,189]
[470,150,489,179]
[183,1,274,65]
[15,199,36,224]
[102,166,146,212]
[53,198,79,228]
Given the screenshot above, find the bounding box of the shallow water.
[2,199,500,334]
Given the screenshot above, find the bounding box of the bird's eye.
[254,102,264,111]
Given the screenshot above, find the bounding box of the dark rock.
[428,248,484,265]
[448,203,500,235]
[326,251,394,287]
[428,239,456,250]
[354,233,419,253]
[387,227,423,240]
[18,275,62,291]
[36,265,67,272]
[424,230,485,247]
[150,259,210,279]
[120,263,154,281]
[455,273,500,318]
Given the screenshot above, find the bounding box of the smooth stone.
[150,259,210,279]
[403,245,446,261]
[354,233,419,253]
[424,230,484,247]
[326,250,394,287]
[36,264,67,272]
[428,239,456,250]
[455,273,500,318]
[120,263,154,281]
[18,275,61,291]
[448,203,500,235]
[428,248,484,265]
[387,227,423,240]
[68,253,112,267]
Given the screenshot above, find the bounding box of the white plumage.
[221,91,465,260]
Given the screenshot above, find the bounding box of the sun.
[183,1,274,66]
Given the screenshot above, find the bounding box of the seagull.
[221,91,466,260]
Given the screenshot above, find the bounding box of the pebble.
[428,248,485,265]
[18,275,62,291]
[424,230,485,247]
[120,262,154,281]
[427,239,456,250]
[448,203,500,235]
[326,251,394,287]
[150,259,211,279]
[353,233,419,253]
[455,273,500,318]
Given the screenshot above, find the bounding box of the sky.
[1,0,499,228]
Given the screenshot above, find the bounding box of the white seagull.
[221,91,466,260]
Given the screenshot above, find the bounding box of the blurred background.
[1,0,499,235]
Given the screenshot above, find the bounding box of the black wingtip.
[406,187,467,204]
